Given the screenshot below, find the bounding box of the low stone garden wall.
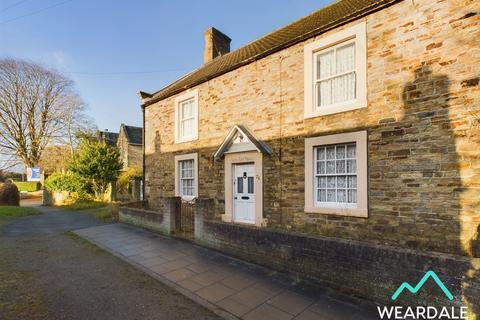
[194,220,479,309]
[119,197,480,313]
[118,199,175,235]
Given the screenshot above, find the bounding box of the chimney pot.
[204,27,231,64]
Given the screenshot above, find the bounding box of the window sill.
[304,206,368,218]
[175,137,198,144]
[179,195,197,202]
[304,99,367,119]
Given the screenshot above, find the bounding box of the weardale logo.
[377,271,469,320]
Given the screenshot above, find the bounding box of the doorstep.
[74,223,378,320]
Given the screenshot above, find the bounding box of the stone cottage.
[135,0,479,310]
[98,125,143,171]
[116,124,143,171]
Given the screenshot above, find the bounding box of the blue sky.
[0,0,333,132]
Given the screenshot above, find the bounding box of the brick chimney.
[203,27,231,63]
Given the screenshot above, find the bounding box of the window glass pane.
[336,160,345,173]
[181,118,194,138]
[333,72,356,104]
[318,80,332,107]
[181,99,193,118]
[326,146,335,160]
[237,177,243,193]
[316,161,325,174]
[319,189,326,202]
[346,159,357,173]
[337,189,346,203]
[337,176,346,188]
[347,144,356,158]
[326,161,335,174]
[319,177,326,188]
[180,160,194,178]
[181,178,194,196]
[247,177,254,194]
[327,176,335,188]
[316,147,325,160]
[348,189,357,203]
[327,189,336,202]
[347,176,357,188]
[317,50,334,79]
[336,145,345,158]
[336,43,355,73]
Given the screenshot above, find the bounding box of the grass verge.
[54,201,119,222]
[63,231,104,253]
[58,201,108,211]
[0,206,41,218]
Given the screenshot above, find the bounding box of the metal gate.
[174,198,195,240]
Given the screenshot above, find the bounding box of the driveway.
[0,206,221,320]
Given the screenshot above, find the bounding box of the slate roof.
[98,131,119,147]
[122,125,143,145]
[142,0,401,107]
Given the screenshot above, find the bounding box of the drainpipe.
[141,104,146,201]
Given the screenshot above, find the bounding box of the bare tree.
[0,58,91,168]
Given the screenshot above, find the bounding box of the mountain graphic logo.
[391,270,454,301]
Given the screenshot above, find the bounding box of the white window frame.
[174,153,198,200]
[304,22,367,119]
[304,131,368,218]
[174,89,199,144]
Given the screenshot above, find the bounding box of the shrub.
[14,181,41,192]
[70,140,122,199]
[117,166,142,194]
[44,172,91,198]
[0,182,20,206]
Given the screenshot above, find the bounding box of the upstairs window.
[175,89,198,143]
[304,22,367,118]
[315,41,356,107]
[179,99,195,139]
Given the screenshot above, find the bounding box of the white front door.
[233,163,256,224]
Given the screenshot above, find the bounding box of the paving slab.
[74,223,378,320]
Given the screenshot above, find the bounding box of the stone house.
[98,125,143,171]
[98,130,119,148]
[135,0,479,310]
[116,124,143,171]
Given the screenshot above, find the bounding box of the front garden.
[41,139,123,221]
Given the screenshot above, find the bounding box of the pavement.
[75,223,379,320]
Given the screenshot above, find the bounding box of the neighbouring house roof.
[98,131,119,147]
[141,0,401,107]
[121,124,143,145]
[214,125,272,160]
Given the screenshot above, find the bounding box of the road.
[0,206,221,320]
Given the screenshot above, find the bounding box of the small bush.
[117,166,142,194]
[44,172,91,199]
[0,182,20,206]
[14,181,41,192]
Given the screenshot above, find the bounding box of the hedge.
[14,181,41,192]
